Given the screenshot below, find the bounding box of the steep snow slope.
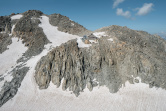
[1,16,166,111]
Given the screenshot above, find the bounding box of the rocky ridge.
[49,14,91,36]
[35,25,166,96]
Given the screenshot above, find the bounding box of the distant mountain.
[156,33,166,40]
[0,10,166,111]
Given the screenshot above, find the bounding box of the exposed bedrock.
[0,33,12,54]
[49,13,91,36]
[12,10,49,58]
[35,26,166,96]
[0,66,29,107]
[0,16,11,33]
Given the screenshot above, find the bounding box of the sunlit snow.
[108,38,113,41]
[0,38,27,76]
[11,14,23,20]
[93,32,107,38]
[39,16,78,48]
[89,40,98,43]
[11,25,15,33]
[0,37,27,90]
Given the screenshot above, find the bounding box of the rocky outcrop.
[0,16,11,33]
[0,33,12,53]
[35,26,166,96]
[0,10,48,56]
[0,66,29,107]
[12,10,49,58]
[49,14,91,36]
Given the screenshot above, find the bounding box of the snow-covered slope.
[1,15,166,111]
[0,37,27,90]
[38,16,78,47]
[0,38,27,76]
[1,80,166,111]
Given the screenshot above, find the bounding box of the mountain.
[156,33,166,40]
[0,10,166,111]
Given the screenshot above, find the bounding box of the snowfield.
[1,15,166,111]
[0,37,27,76]
[2,80,166,111]
[38,16,78,48]
[0,37,27,90]
[11,14,23,20]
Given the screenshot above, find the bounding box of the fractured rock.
[35,25,166,96]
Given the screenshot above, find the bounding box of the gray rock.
[0,66,29,107]
[13,10,49,58]
[134,79,139,83]
[0,33,12,53]
[49,14,91,36]
[0,16,11,33]
[0,77,4,82]
[35,25,166,96]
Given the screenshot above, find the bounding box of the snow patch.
[108,38,113,41]
[93,32,107,38]
[2,80,166,111]
[71,23,75,26]
[89,40,98,43]
[77,37,91,48]
[11,14,23,20]
[39,16,78,48]
[0,31,6,34]
[11,25,15,33]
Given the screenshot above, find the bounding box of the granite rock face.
[35,25,166,96]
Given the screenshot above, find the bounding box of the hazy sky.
[0,0,166,35]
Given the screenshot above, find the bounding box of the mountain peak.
[0,10,166,110]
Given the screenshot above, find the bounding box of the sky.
[0,0,166,36]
